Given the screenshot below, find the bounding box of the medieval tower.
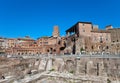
[52,26,60,37]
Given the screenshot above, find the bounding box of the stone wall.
[0,57,120,82]
[33,57,120,81]
[31,57,120,83]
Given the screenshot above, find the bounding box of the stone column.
[75,60,80,75]
[86,60,93,75]
[38,59,47,71]
[98,61,106,76]
[34,59,40,69]
[46,58,53,71]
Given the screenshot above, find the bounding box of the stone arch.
[49,48,53,54]
[21,52,24,55]
[36,52,39,54]
[53,49,56,52]
[47,49,49,52]
[25,52,27,55]
[18,53,20,55]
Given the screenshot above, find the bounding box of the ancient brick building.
[65,22,112,54]
[17,36,35,48]
[7,38,18,48]
[6,26,66,55]
[106,26,120,54]
[2,22,120,55]
[65,22,92,54]
[0,38,5,54]
[6,36,37,55]
[90,30,111,53]
[36,37,60,54]
[36,26,65,54]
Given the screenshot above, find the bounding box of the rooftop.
[66,22,92,32]
[91,30,110,33]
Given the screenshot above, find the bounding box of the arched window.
[53,49,56,52]
[106,46,109,49]
[91,46,94,49]
[100,36,103,43]
[47,50,49,52]
[22,53,24,55]
[18,53,20,55]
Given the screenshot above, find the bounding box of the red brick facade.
[2,22,120,55]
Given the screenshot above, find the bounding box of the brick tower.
[52,26,60,37]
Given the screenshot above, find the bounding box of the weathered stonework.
[0,56,120,83]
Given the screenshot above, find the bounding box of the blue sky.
[0,0,120,39]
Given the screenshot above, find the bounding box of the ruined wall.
[0,57,120,83]
[33,57,120,80]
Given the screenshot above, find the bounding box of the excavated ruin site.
[0,56,120,83]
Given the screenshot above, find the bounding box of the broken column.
[38,58,47,71]
[46,58,53,71]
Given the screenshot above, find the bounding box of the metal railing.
[0,54,120,59]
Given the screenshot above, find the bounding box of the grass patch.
[69,70,74,74]
[49,68,55,72]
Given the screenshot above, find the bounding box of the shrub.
[49,68,55,72]
[69,70,74,74]
[107,79,111,83]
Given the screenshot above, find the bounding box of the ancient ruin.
[0,55,120,83]
[0,21,120,83]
